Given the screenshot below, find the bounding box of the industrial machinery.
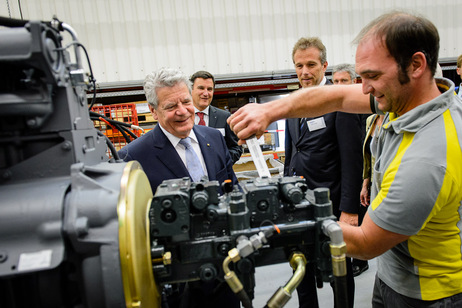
[150,177,348,308]
[0,17,347,308]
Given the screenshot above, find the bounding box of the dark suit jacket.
[118,124,238,194]
[284,81,363,218]
[208,106,243,163]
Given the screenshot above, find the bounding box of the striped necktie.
[300,118,307,134]
[197,112,206,126]
[179,137,204,182]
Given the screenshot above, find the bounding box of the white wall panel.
[1,0,461,84]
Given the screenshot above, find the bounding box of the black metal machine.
[150,176,348,307]
[0,17,347,308]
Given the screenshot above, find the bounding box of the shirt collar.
[158,124,199,147]
[195,106,209,115]
[382,78,456,134]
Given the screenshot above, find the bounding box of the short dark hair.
[457,54,462,69]
[190,70,215,87]
[354,11,439,82]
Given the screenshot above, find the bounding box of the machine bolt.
[162,199,172,208]
[199,264,217,282]
[206,208,218,221]
[0,251,8,263]
[218,243,230,256]
[161,209,176,222]
[257,200,269,211]
[26,119,37,127]
[61,141,72,151]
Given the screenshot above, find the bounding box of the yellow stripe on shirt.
[371,132,415,211]
[411,110,462,300]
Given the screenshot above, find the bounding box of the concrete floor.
[249,258,377,307]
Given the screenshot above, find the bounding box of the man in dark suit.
[285,37,363,308]
[118,68,238,194]
[332,63,370,278]
[190,71,243,164]
[118,68,239,308]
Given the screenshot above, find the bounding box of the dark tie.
[300,118,307,134]
[197,112,206,126]
[179,137,204,182]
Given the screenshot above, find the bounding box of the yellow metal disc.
[118,161,160,308]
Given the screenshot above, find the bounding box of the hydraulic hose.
[223,252,253,308]
[265,252,306,308]
[322,219,348,308]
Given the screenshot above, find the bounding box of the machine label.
[18,250,52,272]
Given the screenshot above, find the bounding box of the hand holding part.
[227,103,271,144]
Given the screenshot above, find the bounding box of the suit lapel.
[208,106,218,127]
[152,127,189,178]
[288,118,302,141]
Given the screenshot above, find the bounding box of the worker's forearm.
[337,221,375,260]
[273,84,370,120]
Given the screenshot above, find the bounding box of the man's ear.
[410,51,427,78]
[149,105,159,121]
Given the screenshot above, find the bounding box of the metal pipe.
[321,219,349,308]
[285,253,307,292]
[266,252,306,308]
[61,22,82,66]
[322,219,344,245]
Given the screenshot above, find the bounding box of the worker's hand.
[339,212,358,227]
[228,103,272,145]
[360,178,371,207]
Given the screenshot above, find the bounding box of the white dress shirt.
[194,106,210,126]
[158,124,208,177]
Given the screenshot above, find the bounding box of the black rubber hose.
[90,115,137,143]
[118,125,138,140]
[333,275,349,308]
[90,112,139,140]
[235,289,253,308]
[96,130,119,160]
[113,122,131,143]
[89,111,133,128]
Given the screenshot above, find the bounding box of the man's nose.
[362,81,373,94]
[176,103,189,114]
